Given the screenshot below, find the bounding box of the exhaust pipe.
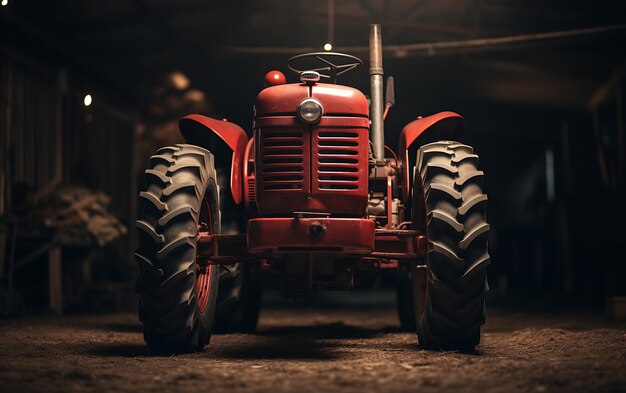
[369,24,385,163]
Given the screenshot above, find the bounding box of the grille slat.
[263,166,303,173]
[263,141,304,147]
[260,128,306,191]
[263,158,304,165]
[318,165,358,172]
[262,150,303,156]
[319,149,358,156]
[318,140,358,147]
[319,174,359,181]
[319,157,358,164]
[318,131,358,138]
[315,130,362,191]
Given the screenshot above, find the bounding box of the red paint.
[264,70,286,87]
[311,118,369,214]
[255,84,309,116]
[254,83,369,118]
[311,84,369,117]
[398,111,464,202]
[247,217,375,255]
[196,194,214,313]
[253,83,369,217]
[399,111,464,153]
[179,114,249,205]
[194,229,424,261]
[415,235,427,258]
[253,116,369,217]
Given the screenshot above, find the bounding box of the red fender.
[179,114,248,205]
[398,111,464,203]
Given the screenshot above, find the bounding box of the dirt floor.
[1,293,625,393]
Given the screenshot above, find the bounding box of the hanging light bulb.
[324,43,333,51]
[84,94,92,107]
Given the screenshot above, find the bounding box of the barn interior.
[1,1,625,392]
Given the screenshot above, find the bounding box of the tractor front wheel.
[410,141,490,349]
[135,144,220,353]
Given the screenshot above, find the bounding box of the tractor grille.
[260,130,305,191]
[315,130,361,191]
[247,176,256,202]
[255,119,368,217]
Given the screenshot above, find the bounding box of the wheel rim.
[196,192,213,313]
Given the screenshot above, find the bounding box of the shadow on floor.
[206,322,405,360]
[85,343,150,357]
[84,322,408,360]
[101,322,142,333]
[255,321,402,339]
[206,337,340,360]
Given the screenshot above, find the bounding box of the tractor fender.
[398,111,464,203]
[179,114,248,205]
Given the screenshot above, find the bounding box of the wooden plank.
[48,246,62,315]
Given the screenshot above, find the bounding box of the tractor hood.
[252,82,370,218]
[255,83,369,118]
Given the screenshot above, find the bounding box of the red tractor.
[135,25,490,353]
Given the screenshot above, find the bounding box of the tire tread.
[415,141,490,350]
[136,144,218,353]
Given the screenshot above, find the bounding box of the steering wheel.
[287,52,362,83]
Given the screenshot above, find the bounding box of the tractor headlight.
[297,98,323,124]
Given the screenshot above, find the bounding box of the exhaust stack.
[369,24,385,163]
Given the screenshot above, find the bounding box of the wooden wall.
[0,49,137,264]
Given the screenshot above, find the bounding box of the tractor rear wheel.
[135,144,220,353]
[213,262,263,333]
[411,141,490,349]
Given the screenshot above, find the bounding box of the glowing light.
[83,94,92,107]
[168,71,190,90]
[324,43,332,51]
[1,0,8,6]
[184,89,205,103]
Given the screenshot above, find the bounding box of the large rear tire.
[411,141,490,349]
[213,262,262,333]
[135,144,220,353]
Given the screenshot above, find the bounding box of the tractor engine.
[253,83,370,217]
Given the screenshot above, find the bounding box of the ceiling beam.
[63,2,215,45]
